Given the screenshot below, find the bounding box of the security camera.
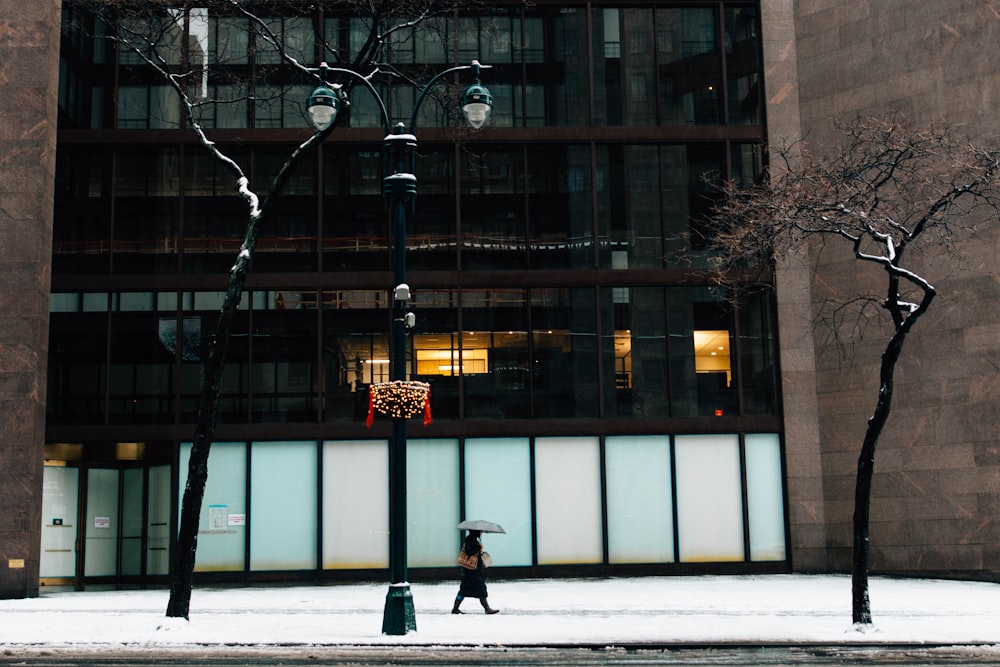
[404,312,416,329]
[394,283,411,301]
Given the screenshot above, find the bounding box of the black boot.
[481,598,499,615]
[451,598,463,614]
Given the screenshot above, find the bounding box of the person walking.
[452,529,499,614]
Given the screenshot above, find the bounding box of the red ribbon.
[365,389,374,428]
[423,388,433,426]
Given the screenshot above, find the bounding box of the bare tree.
[705,115,1000,624]
[69,0,488,620]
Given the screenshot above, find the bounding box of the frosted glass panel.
[675,434,744,562]
[41,466,79,578]
[84,468,120,577]
[179,441,247,572]
[250,441,318,570]
[745,433,786,561]
[606,435,674,563]
[120,468,144,576]
[147,464,171,575]
[407,438,460,567]
[322,440,388,569]
[535,437,603,564]
[464,438,532,567]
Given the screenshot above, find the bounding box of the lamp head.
[461,81,493,129]
[307,84,342,131]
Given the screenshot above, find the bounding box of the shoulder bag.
[457,546,479,570]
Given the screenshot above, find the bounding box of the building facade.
[790,1,1000,578]
[0,0,997,597]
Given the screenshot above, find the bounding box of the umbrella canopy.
[457,519,506,534]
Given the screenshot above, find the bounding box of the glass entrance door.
[39,462,172,583]
[83,467,119,577]
[40,466,80,579]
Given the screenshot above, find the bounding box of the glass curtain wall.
[48,283,777,423]
[54,0,754,126]
[54,4,765,274]
[166,432,784,572]
[53,141,757,274]
[51,1,780,581]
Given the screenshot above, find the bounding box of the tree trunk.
[165,245,255,619]
[163,141,320,619]
[851,289,933,625]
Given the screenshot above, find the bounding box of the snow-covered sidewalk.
[1,575,999,650]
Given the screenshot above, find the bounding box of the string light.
[366,380,432,427]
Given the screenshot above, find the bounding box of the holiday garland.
[366,380,432,427]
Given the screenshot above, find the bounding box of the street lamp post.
[307,61,492,636]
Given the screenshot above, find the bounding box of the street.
[3,645,1000,666]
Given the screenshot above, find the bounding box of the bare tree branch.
[68,0,493,620]
[704,114,1000,625]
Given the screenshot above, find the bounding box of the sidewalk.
[1,575,999,652]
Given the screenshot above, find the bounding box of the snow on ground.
[0,575,999,651]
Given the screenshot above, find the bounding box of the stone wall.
[760,0,831,572]
[0,0,61,598]
[793,0,1000,578]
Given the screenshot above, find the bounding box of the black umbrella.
[457,519,506,534]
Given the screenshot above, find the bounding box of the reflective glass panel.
[412,290,459,419]
[410,149,456,270]
[738,290,780,415]
[40,466,79,578]
[250,441,318,570]
[593,8,655,126]
[655,8,721,125]
[596,145,663,269]
[209,16,249,64]
[406,438,460,567]
[681,143,727,258]
[322,149,389,271]
[47,310,108,425]
[460,147,527,270]
[526,145,594,269]
[179,293,250,423]
[463,288,530,419]
[113,148,179,274]
[120,468,144,576]
[109,311,174,424]
[535,436,603,564]
[725,7,763,125]
[600,287,669,418]
[322,440,388,569]
[674,434,744,562]
[413,16,448,64]
[116,85,182,129]
[194,83,250,129]
[321,290,389,422]
[181,147,251,275]
[53,147,112,274]
[464,438,532,567]
[249,298,318,423]
[531,288,598,418]
[550,7,590,126]
[668,287,737,418]
[252,148,317,271]
[606,435,675,563]
[745,433,786,561]
[147,464,171,575]
[179,441,247,572]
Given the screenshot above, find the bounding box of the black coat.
[458,533,488,599]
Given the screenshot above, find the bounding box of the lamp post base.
[381,583,417,635]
